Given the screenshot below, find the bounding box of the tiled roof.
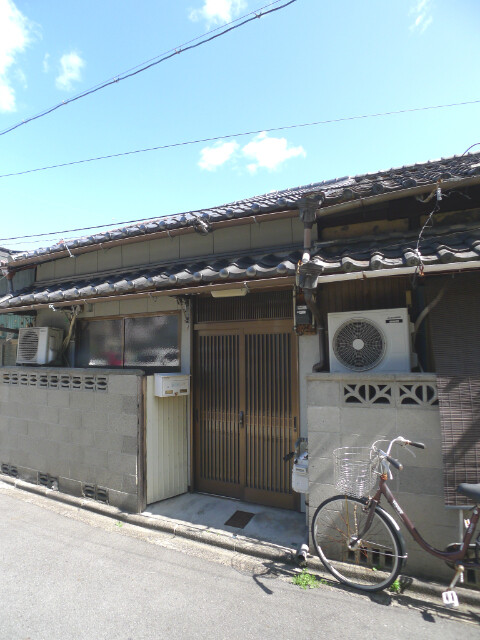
[0,248,301,309]
[298,226,480,282]
[8,151,480,264]
[3,224,480,310]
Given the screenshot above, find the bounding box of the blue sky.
[0,0,479,251]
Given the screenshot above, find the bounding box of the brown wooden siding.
[195,290,293,323]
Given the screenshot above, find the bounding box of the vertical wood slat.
[195,321,297,506]
[243,329,294,495]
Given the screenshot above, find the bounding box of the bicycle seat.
[456,483,480,503]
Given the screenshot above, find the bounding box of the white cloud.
[409,0,433,34]
[189,0,247,26]
[55,51,85,91]
[0,0,32,112]
[42,53,50,73]
[198,140,239,170]
[198,132,306,173]
[241,132,306,173]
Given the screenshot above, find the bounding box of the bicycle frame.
[363,475,480,566]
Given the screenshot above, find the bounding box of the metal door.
[194,320,298,509]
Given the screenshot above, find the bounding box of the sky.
[0,0,479,252]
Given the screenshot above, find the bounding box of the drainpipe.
[5,271,15,295]
[298,196,320,263]
[304,285,326,372]
[1,267,15,295]
[298,195,327,371]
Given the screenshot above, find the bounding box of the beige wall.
[307,372,459,582]
[35,216,307,283]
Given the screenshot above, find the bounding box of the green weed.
[292,569,322,589]
[389,578,401,593]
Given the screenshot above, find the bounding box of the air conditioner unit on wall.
[328,308,412,374]
[16,327,64,365]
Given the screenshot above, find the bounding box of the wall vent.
[82,483,109,504]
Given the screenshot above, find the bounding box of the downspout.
[4,269,15,295]
[298,196,327,371]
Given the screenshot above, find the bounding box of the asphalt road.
[0,482,478,640]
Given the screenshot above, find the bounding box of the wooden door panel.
[194,322,298,509]
[195,332,243,496]
[245,331,296,509]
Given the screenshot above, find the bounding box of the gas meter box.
[292,452,308,494]
[154,374,190,397]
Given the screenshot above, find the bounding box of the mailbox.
[154,373,190,397]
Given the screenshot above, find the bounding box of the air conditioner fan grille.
[17,329,40,361]
[333,319,386,372]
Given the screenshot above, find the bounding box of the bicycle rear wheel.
[312,495,404,592]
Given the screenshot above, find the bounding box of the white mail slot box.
[154,374,191,397]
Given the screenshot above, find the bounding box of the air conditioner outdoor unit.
[16,327,64,365]
[328,308,412,373]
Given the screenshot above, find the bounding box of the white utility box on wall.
[154,373,190,397]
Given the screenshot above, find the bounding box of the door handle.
[239,410,244,428]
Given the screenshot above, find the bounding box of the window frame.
[75,310,182,372]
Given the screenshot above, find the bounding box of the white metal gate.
[145,376,188,504]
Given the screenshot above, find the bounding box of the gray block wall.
[0,367,144,513]
[307,373,459,582]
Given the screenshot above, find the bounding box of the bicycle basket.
[333,447,377,498]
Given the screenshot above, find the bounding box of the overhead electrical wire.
[0,98,479,181]
[0,0,297,138]
[1,145,479,245]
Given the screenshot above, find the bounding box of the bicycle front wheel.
[312,495,404,592]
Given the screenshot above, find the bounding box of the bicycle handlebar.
[386,455,403,471]
[406,440,425,449]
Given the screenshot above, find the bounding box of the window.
[76,313,180,371]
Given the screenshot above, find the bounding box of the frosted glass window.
[76,319,123,367]
[76,314,180,370]
[124,315,179,369]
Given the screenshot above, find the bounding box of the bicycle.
[311,436,480,607]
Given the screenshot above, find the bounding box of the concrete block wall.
[0,367,144,513]
[307,373,459,582]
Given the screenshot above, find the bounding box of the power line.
[1,142,480,245]
[0,97,479,181]
[0,0,297,138]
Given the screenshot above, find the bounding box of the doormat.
[224,510,255,529]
